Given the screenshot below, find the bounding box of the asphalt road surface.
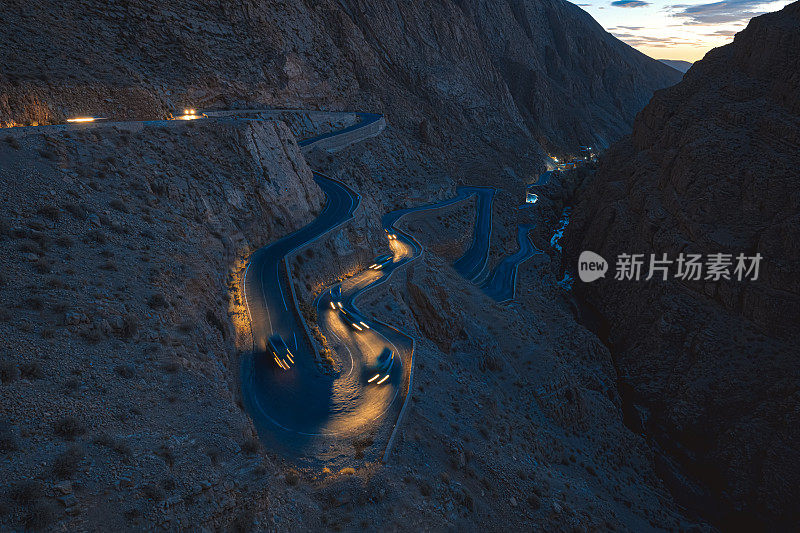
[480,224,542,302]
[452,187,496,283]
[241,114,411,458]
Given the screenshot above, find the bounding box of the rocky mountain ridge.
[564,2,800,528]
[0,0,680,155]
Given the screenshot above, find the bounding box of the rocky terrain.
[0,118,329,529]
[0,0,717,531]
[564,2,800,529]
[0,0,680,155]
[657,60,692,74]
[0,112,707,531]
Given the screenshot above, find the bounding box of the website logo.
[578,251,608,282]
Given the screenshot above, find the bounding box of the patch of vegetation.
[54,416,86,440]
[205,310,227,340]
[37,148,58,161]
[109,199,128,213]
[4,135,21,150]
[117,314,139,340]
[36,205,60,222]
[114,364,135,379]
[63,202,88,221]
[52,445,84,478]
[240,437,260,455]
[93,433,132,461]
[55,235,74,248]
[8,480,43,504]
[147,293,168,309]
[231,510,255,533]
[85,229,108,245]
[22,296,44,311]
[19,362,44,380]
[284,468,300,486]
[0,423,19,452]
[34,258,52,274]
[0,360,19,384]
[140,484,164,502]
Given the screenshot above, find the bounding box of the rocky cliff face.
[0,0,680,153]
[564,2,800,528]
[0,119,323,530]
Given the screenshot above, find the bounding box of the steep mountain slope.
[658,59,692,73]
[564,2,800,528]
[0,0,680,153]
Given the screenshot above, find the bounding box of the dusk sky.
[573,0,793,61]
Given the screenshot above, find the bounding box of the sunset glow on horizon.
[573,0,793,62]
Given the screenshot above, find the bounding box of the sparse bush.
[8,480,42,504]
[63,377,80,392]
[55,235,74,248]
[119,314,139,340]
[93,433,132,460]
[123,506,142,524]
[114,364,135,379]
[4,135,21,150]
[37,148,58,161]
[0,360,19,384]
[46,278,65,290]
[479,352,502,372]
[0,422,19,452]
[40,327,56,339]
[155,444,174,467]
[11,228,30,239]
[109,199,128,213]
[54,416,85,440]
[64,202,88,221]
[25,498,59,530]
[52,445,83,478]
[161,359,179,373]
[205,445,221,465]
[418,480,432,496]
[84,230,107,245]
[231,510,255,533]
[205,310,227,339]
[240,437,260,455]
[160,476,176,491]
[36,205,60,221]
[34,258,52,274]
[19,362,44,380]
[284,468,300,486]
[18,239,40,254]
[147,293,167,309]
[527,493,541,509]
[79,326,102,344]
[140,484,164,502]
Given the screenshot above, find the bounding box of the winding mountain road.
[240,115,542,461]
[474,169,554,302]
[479,224,542,302]
[12,107,545,462]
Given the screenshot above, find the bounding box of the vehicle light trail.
[66,117,102,123]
